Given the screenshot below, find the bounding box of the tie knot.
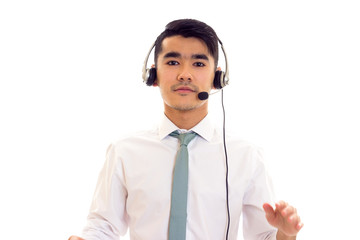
[170,131,197,146]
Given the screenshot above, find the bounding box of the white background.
[1,0,359,239]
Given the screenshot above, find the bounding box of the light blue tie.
[168,131,197,240]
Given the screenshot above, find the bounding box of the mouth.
[171,83,200,95]
[174,86,196,94]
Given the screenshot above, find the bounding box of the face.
[155,35,217,112]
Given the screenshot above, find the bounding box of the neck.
[164,103,208,130]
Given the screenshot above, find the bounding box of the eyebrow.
[163,51,209,61]
[163,51,181,59]
[192,54,209,61]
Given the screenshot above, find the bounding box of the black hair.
[154,19,219,69]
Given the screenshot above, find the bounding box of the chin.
[167,101,207,112]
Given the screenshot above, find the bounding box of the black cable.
[221,89,230,240]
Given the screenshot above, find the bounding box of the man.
[69,19,303,240]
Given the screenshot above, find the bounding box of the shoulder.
[105,124,168,157]
[110,127,159,148]
[221,130,266,168]
[219,128,262,153]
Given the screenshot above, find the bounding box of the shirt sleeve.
[82,143,129,240]
[242,147,278,240]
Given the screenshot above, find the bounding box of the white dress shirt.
[82,115,277,240]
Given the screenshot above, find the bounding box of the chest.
[120,139,252,211]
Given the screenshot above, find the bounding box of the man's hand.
[68,236,84,240]
[263,201,303,238]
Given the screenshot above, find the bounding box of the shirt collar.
[158,114,215,142]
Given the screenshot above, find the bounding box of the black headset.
[142,39,230,89]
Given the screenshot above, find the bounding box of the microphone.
[198,92,209,100]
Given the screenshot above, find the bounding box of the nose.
[177,66,192,82]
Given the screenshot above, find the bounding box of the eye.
[193,62,205,67]
[167,61,179,65]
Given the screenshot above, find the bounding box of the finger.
[286,210,305,235]
[263,203,276,223]
[288,212,303,229]
[68,236,84,240]
[263,203,274,214]
[280,205,296,218]
[287,211,300,224]
[275,200,288,212]
[296,221,304,230]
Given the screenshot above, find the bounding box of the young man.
[69,19,303,240]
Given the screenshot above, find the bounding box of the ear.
[211,67,222,89]
[151,64,158,87]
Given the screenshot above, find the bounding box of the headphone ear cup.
[213,70,225,89]
[146,68,157,86]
